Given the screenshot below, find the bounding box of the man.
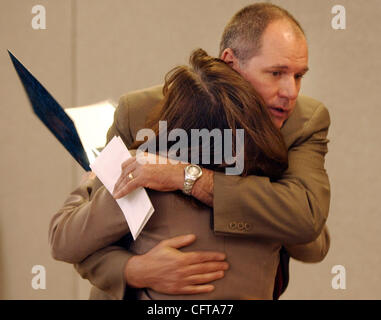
[50,3,330,299]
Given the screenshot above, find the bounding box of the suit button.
[229,222,237,230]
[238,222,244,230]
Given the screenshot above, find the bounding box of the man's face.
[224,20,309,128]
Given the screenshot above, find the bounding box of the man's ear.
[220,48,242,72]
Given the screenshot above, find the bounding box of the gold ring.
[128,173,134,180]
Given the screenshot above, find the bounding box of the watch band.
[182,164,202,196]
[183,178,195,195]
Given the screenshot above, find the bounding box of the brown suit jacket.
[49,85,331,299]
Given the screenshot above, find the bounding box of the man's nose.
[279,77,299,101]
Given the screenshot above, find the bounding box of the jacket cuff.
[213,172,249,235]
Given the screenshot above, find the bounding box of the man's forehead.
[257,20,308,60]
[251,50,309,73]
[256,36,308,70]
[263,19,306,44]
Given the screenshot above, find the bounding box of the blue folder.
[8,50,90,171]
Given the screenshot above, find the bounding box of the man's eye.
[295,73,304,79]
[271,71,281,76]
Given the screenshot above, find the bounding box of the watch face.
[186,165,202,177]
[188,166,200,175]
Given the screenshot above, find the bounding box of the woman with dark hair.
[133,48,287,179]
[49,49,328,299]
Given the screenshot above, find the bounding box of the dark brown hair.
[219,3,305,63]
[133,48,288,180]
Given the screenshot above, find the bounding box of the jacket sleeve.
[285,224,330,263]
[48,177,131,263]
[74,245,132,300]
[213,103,331,245]
[106,94,134,147]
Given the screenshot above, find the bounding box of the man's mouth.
[268,106,288,118]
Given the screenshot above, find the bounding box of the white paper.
[90,136,155,240]
[65,101,116,164]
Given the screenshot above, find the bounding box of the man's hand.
[112,153,185,199]
[124,234,229,295]
[112,152,214,206]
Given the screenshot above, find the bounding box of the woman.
[49,49,329,299]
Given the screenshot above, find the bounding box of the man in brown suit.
[50,3,331,299]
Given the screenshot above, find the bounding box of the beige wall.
[1,0,380,299]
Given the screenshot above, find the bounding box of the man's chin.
[271,117,284,129]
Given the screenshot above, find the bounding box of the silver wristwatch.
[183,164,203,195]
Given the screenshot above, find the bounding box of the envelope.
[90,136,155,240]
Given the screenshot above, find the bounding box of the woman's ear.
[220,48,242,73]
